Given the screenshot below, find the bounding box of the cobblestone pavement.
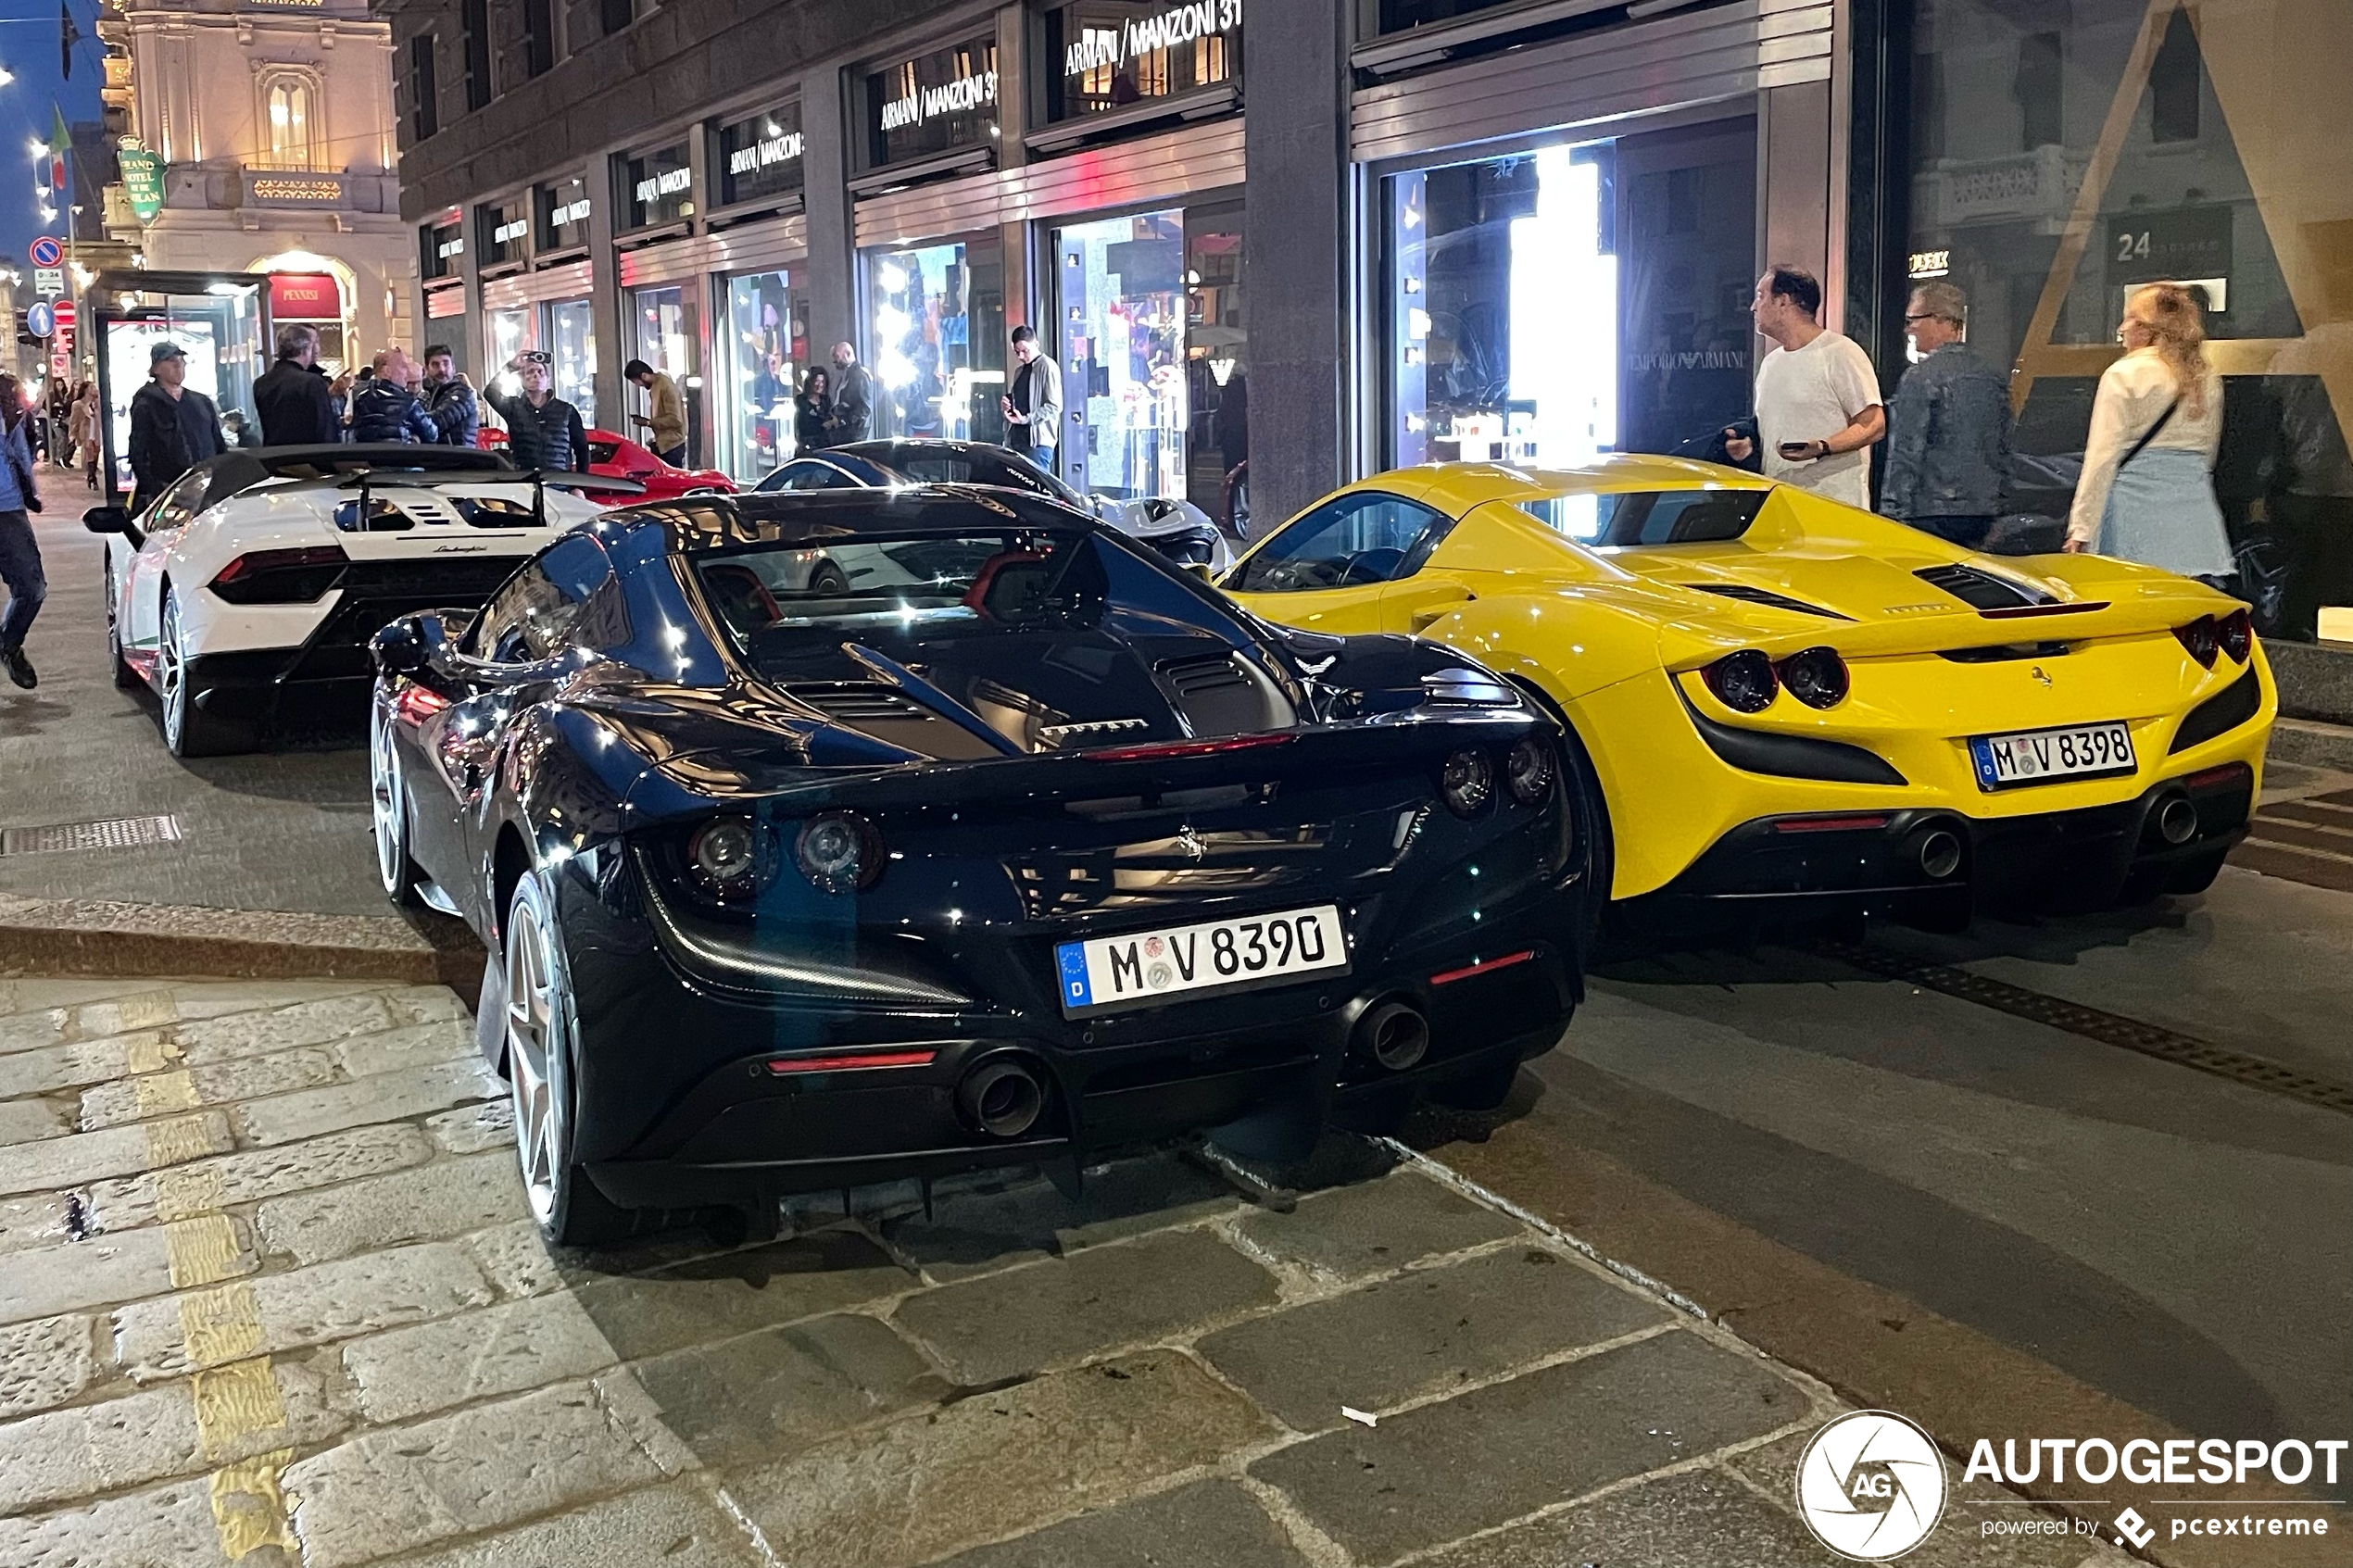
[0,974,2132,1568]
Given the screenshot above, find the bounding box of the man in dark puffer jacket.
[348,349,442,445]
[481,352,589,472]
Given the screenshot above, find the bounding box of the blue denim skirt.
[2096,447,2233,578]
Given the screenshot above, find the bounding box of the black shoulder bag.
[2118,398,2178,473]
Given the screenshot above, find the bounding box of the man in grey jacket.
[1880,281,2011,548]
[1000,325,1063,471]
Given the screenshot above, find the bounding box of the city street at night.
[5,0,2353,1560]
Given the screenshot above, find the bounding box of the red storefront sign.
[269,272,342,320]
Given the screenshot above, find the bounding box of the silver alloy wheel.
[504,890,564,1227]
[369,700,405,897]
[158,590,187,749]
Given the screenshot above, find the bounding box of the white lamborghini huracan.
[84,445,627,757]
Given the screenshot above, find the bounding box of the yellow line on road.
[178,1280,266,1369]
[208,1449,296,1560]
[153,1162,227,1222]
[124,1031,186,1075]
[143,1112,220,1169]
[192,1359,291,1459]
[134,1069,203,1120]
[164,1213,249,1290]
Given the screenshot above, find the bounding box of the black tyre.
[502,872,648,1248]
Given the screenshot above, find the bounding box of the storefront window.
[719,269,806,482]
[535,176,591,254]
[862,35,998,170]
[1055,208,1189,499]
[864,238,1005,442]
[479,196,529,270]
[628,283,694,458]
[619,141,694,232]
[1384,121,1755,482]
[1188,203,1248,515]
[547,298,598,426]
[480,307,534,431]
[715,106,804,210]
[1903,0,2352,640]
[1044,0,1240,121]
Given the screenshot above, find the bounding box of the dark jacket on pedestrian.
[127,381,225,504]
[253,358,339,446]
[423,378,480,447]
[349,378,443,445]
[794,388,834,453]
[830,363,875,445]
[483,384,590,472]
[1881,344,2012,521]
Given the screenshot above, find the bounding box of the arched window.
[263,75,318,168]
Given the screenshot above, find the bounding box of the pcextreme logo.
[1795,1411,1950,1561]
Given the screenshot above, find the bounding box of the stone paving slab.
[1247,1328,1811,1564]
[630,1313,952,1470]
[0,1474,241,1568]
[254,1149,526,1267]
[728,1350,1278,1568]
[280,1377,683,1568]
[878,1158,1240,1281]
[0,1312,96,1419]
[1411,1467,1847,1567]
[889,1226,1281,1384]
[84,1123,435,1231]
[0,1098,68,1144]
[1234,1167,1525,1280]
[0,1192,70,1255]
[933,1478,1312,1568]
[2,1221,255,1326]
[112,1240,497,1381]
[0,1356,347,1517]
[1196,1242,1673,1433]
[364,1481,769,1568]
[0,1112,234,1196]
[231,1057,499,1148]
[75,1047,343,1132]
[568,1233,917,1363]
[339,1291,621,1425]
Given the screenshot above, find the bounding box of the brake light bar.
[1090,733,1296,763]
[208,546,348,605]
[1979,601,2109,620]
[1429,949,1537,986]
[765,1049,937,1075]
[2183,762,2252,789]
[1774,814,1892,834]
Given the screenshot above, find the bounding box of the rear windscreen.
[1522,488,1769,546]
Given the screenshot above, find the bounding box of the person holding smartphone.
[1723,265,1884,509]
[483,351,590,473]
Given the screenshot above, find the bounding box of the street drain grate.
[0,815,186,856]
[1816,940,2353,1117]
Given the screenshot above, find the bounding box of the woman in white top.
[2065,282,2233,579]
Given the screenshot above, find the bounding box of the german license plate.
[1055,904,1348,1017]
[1968,721,2136,790]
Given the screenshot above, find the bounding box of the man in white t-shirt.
[1723,266,1885,510]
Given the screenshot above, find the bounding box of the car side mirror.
[82,505,131,535]
[371,614,442,676]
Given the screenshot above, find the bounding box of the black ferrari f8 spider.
[369,487,1589,1243]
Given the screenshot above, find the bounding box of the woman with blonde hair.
[2065,282,2233,580]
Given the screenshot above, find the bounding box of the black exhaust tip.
[1357,999,1430,1073]
[2157,795,2199,846]
[1912,827,1963,881]
[958,1060,1045,1138]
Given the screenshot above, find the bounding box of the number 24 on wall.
[2114,231,2153,262]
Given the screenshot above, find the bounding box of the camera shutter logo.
[1795,1411,1950,1560]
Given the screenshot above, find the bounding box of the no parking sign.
[28,236,61,270]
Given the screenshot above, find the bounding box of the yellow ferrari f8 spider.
[1223,458,2274,935]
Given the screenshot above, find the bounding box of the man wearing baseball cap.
[127,341,226,514]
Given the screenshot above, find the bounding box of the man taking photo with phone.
[1723,265,1883,509]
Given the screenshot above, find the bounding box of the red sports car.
[479,426,736,501]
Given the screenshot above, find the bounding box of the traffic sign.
[53,302,72,328]
[24,301,53,338]
[28,236,61,269]
[33,268,63,296]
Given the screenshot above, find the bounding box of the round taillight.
[686,816,772,897]
[1703,649,1779,713]
[1778,646,1850,709]
[795,811,884,894]
[1504,737,1557,806]
[1440,749,1495,819]
[2216,608,2253,664]
[2173,616,2220,669]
